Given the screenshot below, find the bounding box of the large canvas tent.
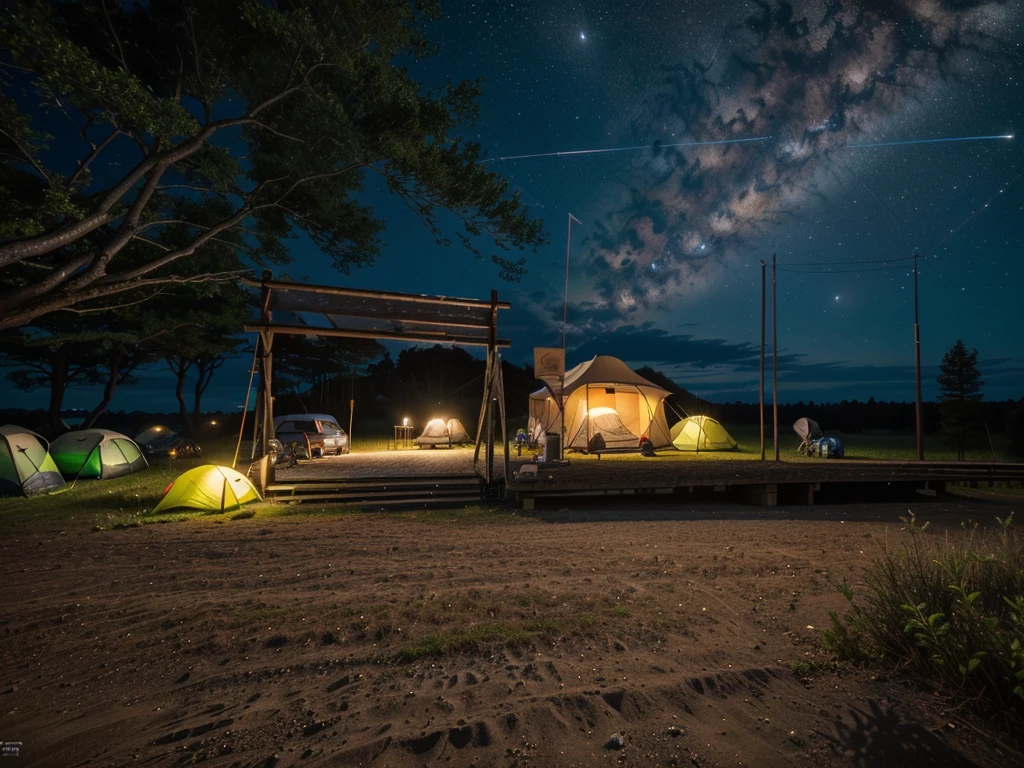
[154,465,261,513]
[0,425,65,496]
[670,416,738,451]
[50,429,148,479]
[528,356,672,452]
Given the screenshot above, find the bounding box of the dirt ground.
[2,498,1022,767]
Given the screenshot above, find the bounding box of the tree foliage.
[936,339,985,461]
[0,0,546,330]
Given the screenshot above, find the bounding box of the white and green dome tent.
[670,416,738,452]
[0,425,66,496]
[49,429,148,479]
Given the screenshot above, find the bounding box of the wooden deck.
[263,449,1024,510]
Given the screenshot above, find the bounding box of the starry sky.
[16,0,1024,413]
[346,0,1024,405]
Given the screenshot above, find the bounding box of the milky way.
[577,0,1020,322]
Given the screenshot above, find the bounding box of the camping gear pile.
[415,418,469,448]
[793,418,844,458]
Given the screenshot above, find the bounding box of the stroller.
[793,417,822,455]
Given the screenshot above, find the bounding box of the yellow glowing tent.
[670,416,738,451]
[153,465,261,513]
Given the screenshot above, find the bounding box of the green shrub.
[824,512,1024,708]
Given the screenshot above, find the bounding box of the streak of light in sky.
[847,134,1014,149]
[482,136,771,163]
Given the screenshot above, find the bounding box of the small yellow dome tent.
[154,465,261,513]
[670,416,738,451]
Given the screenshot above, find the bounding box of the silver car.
[273,413,349,457]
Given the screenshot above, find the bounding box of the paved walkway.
[274,446,512,480]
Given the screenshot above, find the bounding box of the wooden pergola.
[241,270,511,484]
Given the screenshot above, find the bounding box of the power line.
[779,255,914,266]
[777,263,913,274]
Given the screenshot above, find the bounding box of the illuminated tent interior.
[528,356,672,452]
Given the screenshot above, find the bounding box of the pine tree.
[936,340,984,461]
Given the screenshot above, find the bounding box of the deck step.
[265,474,488,508]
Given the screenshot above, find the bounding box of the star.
[834,295,840,301]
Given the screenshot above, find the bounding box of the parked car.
[273,414,349,458]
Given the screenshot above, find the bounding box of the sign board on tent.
[533,347,565,400]
[534,347,564,379]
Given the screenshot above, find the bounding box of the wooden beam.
[241,277,512,310]
[243,323,510,347]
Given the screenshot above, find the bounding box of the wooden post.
[256,269,274,457]
[348,397,355,451]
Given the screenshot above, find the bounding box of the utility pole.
[772,254,779,462]
[561,213,582,461]
[914,252,924,461]
[760,260,766,461]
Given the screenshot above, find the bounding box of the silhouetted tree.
[936,340,985,461]
[0,0,545,330]
[1006,398,1024,460]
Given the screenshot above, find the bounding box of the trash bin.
[543,432,561,462]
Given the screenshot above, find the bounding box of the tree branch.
[100,0,130,74]
[67,128,121,188]
[0,126,51,183]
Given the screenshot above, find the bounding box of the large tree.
[936,339,985,461]
[0,0,545,330]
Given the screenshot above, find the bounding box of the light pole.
[561,213,582,461]
[772,253,779,462]
[914,252,924,460]
[760,259,766,461]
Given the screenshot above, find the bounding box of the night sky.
[15,0,1024,412]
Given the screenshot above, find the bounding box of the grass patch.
[398,620,565,662]
[824,512,1024,709]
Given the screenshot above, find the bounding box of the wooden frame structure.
[241,271,511,484]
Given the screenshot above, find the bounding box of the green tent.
[49,429,148,479]
[0,425,66,496]
[670,416,738,451]
[154,465,261,513]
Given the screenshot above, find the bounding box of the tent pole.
[760,259,766,461]
[772,254,779,462]
[232,343,260,469]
